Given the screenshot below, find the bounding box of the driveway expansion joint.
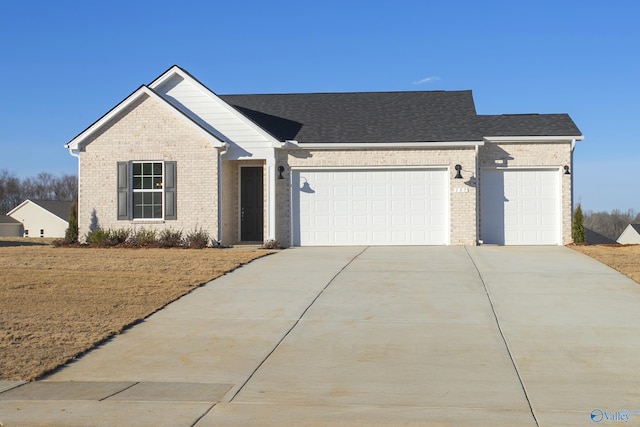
[464,246,540,427]
[228,246,370,402]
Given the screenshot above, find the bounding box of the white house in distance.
[7,200,71,238]
[617,224,640,244]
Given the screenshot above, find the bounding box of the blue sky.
[1,0,638,212]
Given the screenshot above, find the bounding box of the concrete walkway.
[1,246,639,426]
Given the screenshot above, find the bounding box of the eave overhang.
[483,135,584,144]
[284,140,484,149]
[65,85,226,152]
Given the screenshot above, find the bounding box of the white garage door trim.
[291,167,449,246]
[480,167,561,245]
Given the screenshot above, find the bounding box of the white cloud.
[412,76,440,85]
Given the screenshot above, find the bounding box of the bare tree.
[584,208,638,241]
[0,170,77,214]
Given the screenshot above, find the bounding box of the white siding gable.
[617,225,640,244]
[151,68,280,160]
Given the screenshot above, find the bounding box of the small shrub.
[64,200,79,244]
[186,228,210,249]
[158,229,184,248]
[85,228,130,247]
[109,228,131,245]
[130,228,157,246]
[573,203,586,244]
[86,228,108,246]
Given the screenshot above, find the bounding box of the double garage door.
[291,168,448,246]
[480,169,561,245]
[290,167,561,246]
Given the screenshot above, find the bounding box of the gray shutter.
[117,162,130,220]
[164,161,177,220]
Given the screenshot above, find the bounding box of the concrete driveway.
[1,246,640,426]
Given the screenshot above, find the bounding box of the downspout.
[217,143,229,244]
[475,144,481,245]
[569,139,576,244]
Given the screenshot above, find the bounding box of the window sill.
[130,219,166,224]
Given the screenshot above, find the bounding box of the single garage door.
[291,168,448,246]
[481,168,560,245]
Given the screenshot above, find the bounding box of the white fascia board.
[65,86,225,151]
[483,135,584,143]
[149,66,281,146]
[285,140,484,149]
[6,199,31,217]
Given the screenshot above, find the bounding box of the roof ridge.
[221,89,473,97]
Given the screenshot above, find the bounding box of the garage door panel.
[293,168,448,246]
[481,169,560,245]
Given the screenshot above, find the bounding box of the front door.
[240,167,264,241]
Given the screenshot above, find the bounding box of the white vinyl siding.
[481,168,560,245]
[292,168,449,246]
[153,75,273,148]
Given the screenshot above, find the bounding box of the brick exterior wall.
[478,142,573,244]
[77,95,220,241]
[76,95,573,248]
[278,147,478,246]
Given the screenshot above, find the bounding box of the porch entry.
[240,166,264,241]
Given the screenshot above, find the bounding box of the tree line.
[583,208,640,241]
[0,170,77,214]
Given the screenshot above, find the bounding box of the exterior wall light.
[278,165,285,179]
[564,165,571,175]
[454,164,463,179]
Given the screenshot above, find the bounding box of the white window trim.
[131,161,165,221]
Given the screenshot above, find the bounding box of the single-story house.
[7,199,72,238]
[617,224,640,244]
[65,65,582,246]
[0,215,23,237]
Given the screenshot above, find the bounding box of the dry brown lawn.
[0,239,274,381]
[570,244,640,284]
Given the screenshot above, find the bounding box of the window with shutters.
[117,161,177,221]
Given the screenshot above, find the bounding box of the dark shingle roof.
[221,91,480,143]
[478,114,582,137]
[219,90,581,143]
[31,200,72,221]
[0,215,21,224]
[585,228,617,245]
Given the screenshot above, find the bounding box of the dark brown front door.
[240,167,264,241]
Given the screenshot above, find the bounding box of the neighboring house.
[617,224,640,244]
[65,65,583,247]
[0,215,23,237]
[585,228,617,245]
[7,200,72,238]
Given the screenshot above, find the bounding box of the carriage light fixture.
[454,164,463,179]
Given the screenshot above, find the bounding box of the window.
[117,161,177,221]
[132,162,163,219]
